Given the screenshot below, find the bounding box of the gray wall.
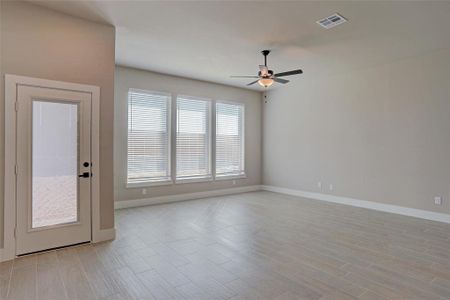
[0,1,116,247]
[115,66,261,202]
[263,48,450,214]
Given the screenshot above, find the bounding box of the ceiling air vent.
[316,13,347,29]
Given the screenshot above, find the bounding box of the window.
[215,102,245,177]
[176,96,211,180]
[127,89,171,186]
[126,89,246,186]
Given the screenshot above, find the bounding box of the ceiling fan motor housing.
[258,70,274,78]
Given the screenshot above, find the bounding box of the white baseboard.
[0,249,7,263]
[115,185,261,209]
[114,184,450,224]
[261,185,450,224]
[92,228,116,243]
[0,249,13,263]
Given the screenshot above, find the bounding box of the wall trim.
[261,185,450,224]
[92,228,116,243]
[115,184,450,224]
[115,185,261,209]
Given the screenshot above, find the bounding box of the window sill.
[126,180,173,189]
[214,173,247,181]
[175,176,214,184]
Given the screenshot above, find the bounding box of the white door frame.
[3,74,101,261]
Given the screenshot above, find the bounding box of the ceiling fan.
[230,50,303,88]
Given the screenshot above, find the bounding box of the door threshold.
[17,241,91,257]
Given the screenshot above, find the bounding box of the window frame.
[175,94,213,183]
[125,90,247,188]
[126,88,172,188]
[214,100,246,179]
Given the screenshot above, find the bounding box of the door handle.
[78,172,91,178]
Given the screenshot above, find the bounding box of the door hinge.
[14,227,16,238]
[15,165,18,175]
[15,101,19,112]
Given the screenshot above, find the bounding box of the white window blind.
[176,96,211,180]
[127,89,171,185]
[216,102,245,177]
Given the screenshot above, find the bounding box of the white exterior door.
[16,85,92,255]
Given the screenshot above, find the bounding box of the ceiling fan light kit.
[258,78,274,87]
[231,50,303,88]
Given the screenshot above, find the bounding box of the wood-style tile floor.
[2,191,450,300]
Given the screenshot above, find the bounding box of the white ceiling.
[31,1,450,90]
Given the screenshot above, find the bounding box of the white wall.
[115,66,262,202]
[263,48,450,214]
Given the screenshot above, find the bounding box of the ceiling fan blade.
[273,77,289,84]
[247,80,259,86]
[259,65,269,76]
[274,69,303,77]
[230,75,259,78]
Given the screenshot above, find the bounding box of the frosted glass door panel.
[32,101,79,228]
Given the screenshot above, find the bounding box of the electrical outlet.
[329,184,333,191]
[142,188,147,195]
[317,182,322,190]
[434,196,442,205]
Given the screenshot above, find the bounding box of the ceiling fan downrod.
[262,50,270,66]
